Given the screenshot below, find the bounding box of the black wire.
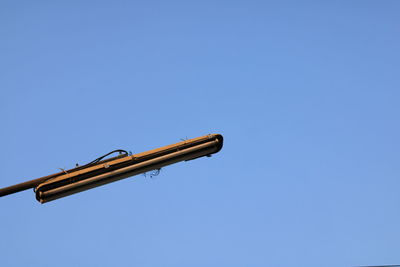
[83,149,129,167]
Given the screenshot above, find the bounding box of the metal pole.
[0,175,57,197]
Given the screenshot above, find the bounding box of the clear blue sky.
[1,1,399,266]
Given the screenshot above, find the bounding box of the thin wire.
[84,149,129,167]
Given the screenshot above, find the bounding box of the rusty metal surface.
[0,134,223,202]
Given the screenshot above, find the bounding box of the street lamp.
[0,134,223,203]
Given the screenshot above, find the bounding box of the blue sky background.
[1,1,399,266]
